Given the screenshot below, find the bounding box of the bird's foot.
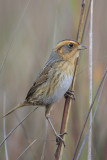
[55,132,67,147]
[64,90,75,100]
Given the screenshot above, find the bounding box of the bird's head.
[54,39,86,60]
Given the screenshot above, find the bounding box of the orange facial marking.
[58,48,63,54]
[54,40,79,51]
[57,48,78,62]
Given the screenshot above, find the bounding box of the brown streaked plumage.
[3,39,86,146]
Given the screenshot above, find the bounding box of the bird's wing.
[26,65,51,100]
[26,50,62,100]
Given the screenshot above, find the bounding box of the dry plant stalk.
[55,0,87,159]
[72,68,107,160]
[88,0,93,159]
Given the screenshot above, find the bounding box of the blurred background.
[0,0,107,159]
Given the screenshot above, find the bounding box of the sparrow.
[3,39,86,146]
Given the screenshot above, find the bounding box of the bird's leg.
[64,90,75,100]
[45,105,67,146]
[46,117,67,147]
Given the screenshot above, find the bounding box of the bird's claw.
[55,132,67,147]
[64,90,75,100]
[59,132,67,136]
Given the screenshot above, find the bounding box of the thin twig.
[82,0,92,42]
[3,92,9,160]
[14,113,30,141]
[55,0,87,159]
[72,68,107,160]
[88,0,93,159]
[76,0,86,43]
[76,69,106,160]
[16,139,38,160]
[40,120,48,160]
[0,107,38,147]
[77,55,107,76]
[16,137,56,160]
[14,113,36,160]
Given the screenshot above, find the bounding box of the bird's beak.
[77,44,87,50]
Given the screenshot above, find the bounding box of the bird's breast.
[45,61,74,104]
[33,61,74,106]
[51,73,73,102]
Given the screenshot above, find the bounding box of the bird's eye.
[68,43,73,48]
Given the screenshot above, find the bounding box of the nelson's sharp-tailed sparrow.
[3,39,86,145]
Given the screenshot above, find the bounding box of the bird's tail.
[2,101,29,118]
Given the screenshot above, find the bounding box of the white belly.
[47,74,73,104]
